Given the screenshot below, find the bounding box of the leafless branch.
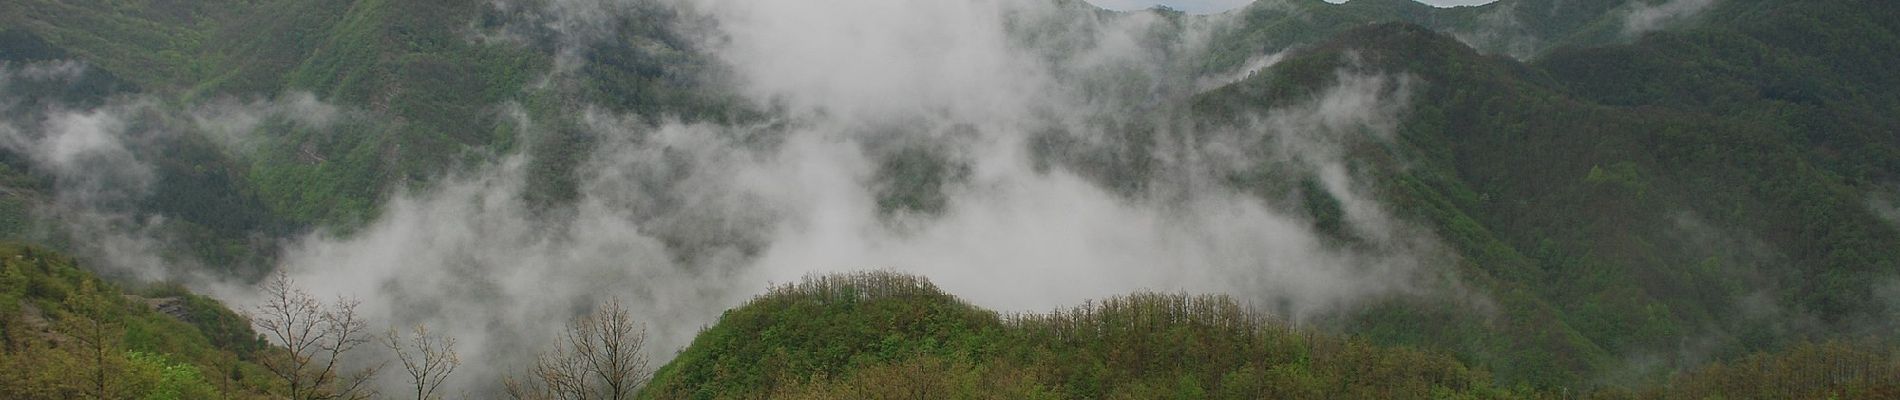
[249,270,381,400]
[506,298,650,400]
[385,324,460,400]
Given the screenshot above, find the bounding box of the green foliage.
[1583,161,1646,197]
[0,191,30,240]
[125,351,219,400]
[652,273,1900,400]
[0,243,277,399]
[1180,6,1900,386]
[1299,178,1348,239]
[1647,339,1900,399]
[875,147,971,217]
[646,272,1007,399]
[645,272,1521,400]
[766,355,1063,400]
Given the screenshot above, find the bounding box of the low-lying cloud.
[0,60,355,281]
[1,62,167,280]
[189,92,341,155]
[250,0,1460,394]
[1448,1,1542,59]
[8,0,1470,396]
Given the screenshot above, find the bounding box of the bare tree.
[384,324,459,400]
[250,270,380,400]
[506,298,651,400]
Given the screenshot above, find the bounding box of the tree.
[249,270,379,400]
[384,324,459,400]
[506,298,651,400]
[62,279,121,400]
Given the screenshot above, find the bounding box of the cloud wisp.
[0,60,365,282]
[1623,0,1716,37]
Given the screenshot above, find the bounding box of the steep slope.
[1193,22,1624,386]
[0,29,285,278]
[0,0,729,229]
[1198,0,1648,72]
[0,0,739,276]
[0,243,276,399]
[1183,0,1900,384]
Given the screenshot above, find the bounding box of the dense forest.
[3,0,1900,397]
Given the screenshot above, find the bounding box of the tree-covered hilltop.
[645,271,1521,400]
[645,271,1900,399]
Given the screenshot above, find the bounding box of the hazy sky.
[1088,0,1500,14]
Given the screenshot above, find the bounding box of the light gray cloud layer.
[5,0,1471,396]
[242,2,1463,395]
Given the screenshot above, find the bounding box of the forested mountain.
[2,0,1898,397]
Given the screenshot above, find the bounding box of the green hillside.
[1184,2,1900,383]
[0,243,277,399]
[645,271,1900,399]
[645,272,1521,400]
